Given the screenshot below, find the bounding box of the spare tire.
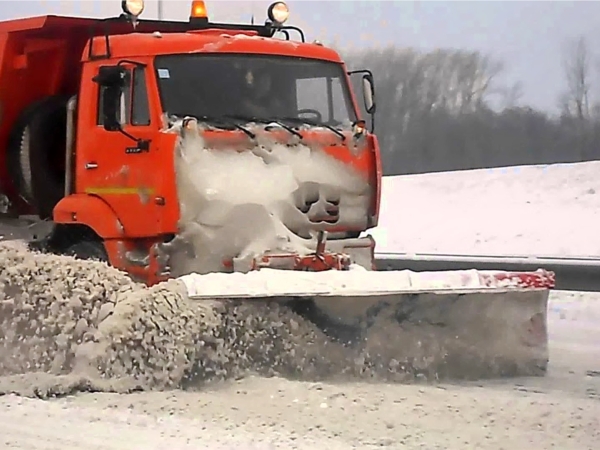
[7,95,69,219]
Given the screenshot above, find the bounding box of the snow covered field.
[374,161,600,257]
[1,161,600,449]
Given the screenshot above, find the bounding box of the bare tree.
[342,43,600,175]
[560,36,593,120]
[495,81,524,109]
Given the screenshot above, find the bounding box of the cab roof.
[0,14,343,63]
[93,31,343,62]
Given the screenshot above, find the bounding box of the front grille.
[296,195,340,224]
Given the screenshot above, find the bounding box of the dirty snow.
[1,160,600,448]
[0,240,372,392]
[0,237,544,395]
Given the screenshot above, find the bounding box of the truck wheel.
[64,241,109,263]
[7,95,69,219]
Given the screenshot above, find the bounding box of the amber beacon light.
[190,0,208,19]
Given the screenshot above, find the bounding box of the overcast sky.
[2,1,599,113]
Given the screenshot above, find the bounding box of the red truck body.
[0,6,381,285]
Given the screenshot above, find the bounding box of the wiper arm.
[262,118,303,140]
[225,114,303,140]
[278,117,346,142]
[196,115,256,140]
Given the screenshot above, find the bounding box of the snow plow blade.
[178,267,554,381]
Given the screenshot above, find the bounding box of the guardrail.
[375,253,600,292]
[1,220,598,292]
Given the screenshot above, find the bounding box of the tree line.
[342,37,600,176]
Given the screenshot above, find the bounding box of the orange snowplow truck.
[0,1,557,378]
[0,1,380,284]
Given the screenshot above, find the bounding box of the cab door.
[76,62,163,238]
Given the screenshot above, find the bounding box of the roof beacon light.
[121,0,145,17]
[190,0,208,19]
[267,2,289,25]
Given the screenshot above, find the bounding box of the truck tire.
[7,95,69,219]
[64,240,109,262]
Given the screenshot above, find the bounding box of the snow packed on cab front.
[166,117,371,276]
[0,160,599,449]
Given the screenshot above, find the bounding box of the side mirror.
[347,69,377,132]
[93,66,129,132]
[362,74,376,115]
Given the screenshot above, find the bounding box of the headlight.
[122,0,145,17]
[267,2,289,25]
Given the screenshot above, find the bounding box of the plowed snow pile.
[0,241,423,398]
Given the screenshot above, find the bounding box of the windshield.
[154,54,357,128]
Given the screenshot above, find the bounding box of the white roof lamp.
[267,2,290,26]
[122,0,145,18]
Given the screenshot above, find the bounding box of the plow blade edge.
[178,268,554,380]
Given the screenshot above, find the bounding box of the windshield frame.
[152,53,359,128]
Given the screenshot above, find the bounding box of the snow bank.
[374,161,600,257]
[161,118,371,275]
[0,241,419,397]
[0,240,548,398]
[0,241,345,396]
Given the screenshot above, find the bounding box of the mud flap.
[178,268,553,380]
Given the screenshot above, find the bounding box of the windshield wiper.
[277,117,346,142]
[225,114,303,140]
[195,115,256,140]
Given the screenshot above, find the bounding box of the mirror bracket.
[347,69,376,133]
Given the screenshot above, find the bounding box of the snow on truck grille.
[164,119,372,276]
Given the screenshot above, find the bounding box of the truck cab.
[0,0,380,284]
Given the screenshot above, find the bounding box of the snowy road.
[1,295,599,449]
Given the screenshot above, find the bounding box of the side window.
[330,78,349,123]
[295,76,352,124]
[131,67,150,126]
[96,66,150,126]
[96,69,131,126]
[296,77,328,118]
